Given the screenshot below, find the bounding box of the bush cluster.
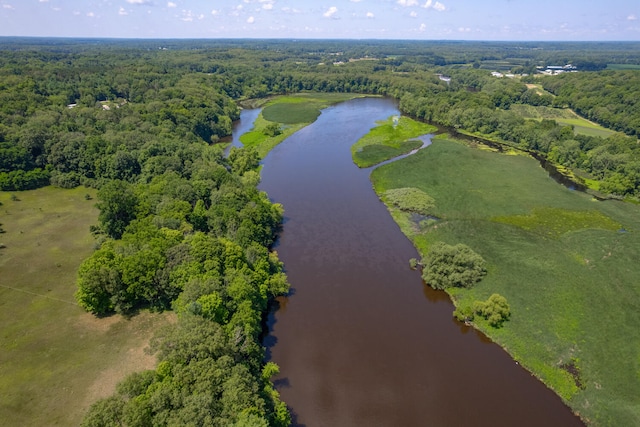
[421,242,487,290]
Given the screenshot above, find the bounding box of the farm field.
[370,137,640,426]
[0,187,172,426]
[509,104,616,138]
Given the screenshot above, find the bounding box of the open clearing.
[0,187,172,426]
[371,137,640,426]
[509,104,616,138]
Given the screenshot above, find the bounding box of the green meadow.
[351,116,436,167]
[509,104,616,138]
[241,93,367,157]
[370,137,640,426]
[0,187,171,426]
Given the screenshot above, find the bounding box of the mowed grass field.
[241,93,367,157]
[509,104,616,138]
[0,187,172,426]
[370,138,640,426]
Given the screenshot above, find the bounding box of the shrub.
[474,294,511,327]
[453,304,475,322]
[421,242,487,290]
[384,187,435,215]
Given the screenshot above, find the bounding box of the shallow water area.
[255,97,584,427]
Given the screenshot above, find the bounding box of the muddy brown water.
[257,97,584,427]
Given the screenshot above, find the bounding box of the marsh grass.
[371,137,640,426]
[352,116,436,167]
[0,187,171,426]
[354,140,423,168]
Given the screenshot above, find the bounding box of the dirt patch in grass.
[561,361,586,390]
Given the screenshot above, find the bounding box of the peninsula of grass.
[371,137,640,426]
[0,187,172,426]
[241,93,368,158]
[351,116,436,167]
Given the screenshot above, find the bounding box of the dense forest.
[1,39,639,196]
[1,38,639,425]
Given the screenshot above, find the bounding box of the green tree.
[96,180,138,239]
[474,293,511,327]
[421,242,487,290]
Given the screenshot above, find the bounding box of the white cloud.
[366,11,374,18]
[419,23,426,31]
[628,15,638,21]
[180,9,193,21]
[87,11,95,17]
[2,4,14,9]
[410,11,417,18]
[423,0,445,11]
[351,0,363,2]
[167,2,176,8]
[211,9,219,15]
[398,0,419,6]
[458,27,471,32]
[118,7,128,15]
[126,0,153,5]
[323,6,337,18]
[262,3,273,10]
[39,0,49,3]
[247,16,255,23]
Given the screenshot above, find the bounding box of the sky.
[0,0,638,41]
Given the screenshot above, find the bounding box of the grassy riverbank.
[369,137,640,426]
[0,187,172,426]
[351,116,436,167]
[240,93,368,157]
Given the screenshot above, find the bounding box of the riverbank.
[370,135,640,426]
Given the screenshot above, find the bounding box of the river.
[254,97,584,426]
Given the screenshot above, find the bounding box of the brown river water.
[252,97,584,427]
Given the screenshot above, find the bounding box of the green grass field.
[509,104,616,138]
[0,187,171,426]
[351,116,436,167]
[241,93,366,157]
[371,138,640,426]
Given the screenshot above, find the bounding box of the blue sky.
[0,0,638,40]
